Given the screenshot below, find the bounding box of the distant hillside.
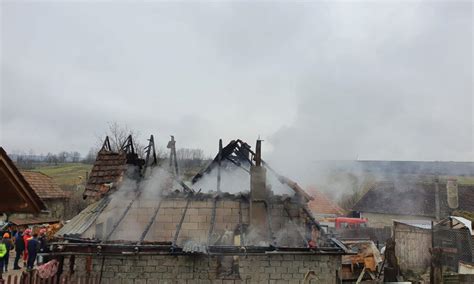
[31,163,92,188]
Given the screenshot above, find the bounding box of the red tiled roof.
[21,171,69,199]
[307,187,345,215]
[83,150,128,198]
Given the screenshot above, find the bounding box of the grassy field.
[31,163,92,187]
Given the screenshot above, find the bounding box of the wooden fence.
[393,221,432,274]
[0,271,102,284]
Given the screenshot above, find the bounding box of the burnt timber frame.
[138,200,163,245]
[102,187,141,242]
[284,204,309,247]
[49,242,349,256]
[171,191,197,250]
[207,196,218,246]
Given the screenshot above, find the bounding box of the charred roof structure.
[83,135,155,199]
[58,137,346,252]
[52,137,349,283]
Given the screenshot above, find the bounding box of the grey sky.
[1,1,472,170]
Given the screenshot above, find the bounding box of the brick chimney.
[250,140,268,228]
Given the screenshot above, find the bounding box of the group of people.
[0,227,49,278]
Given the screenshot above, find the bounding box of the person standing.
[13,230,24,270]
[26,233,39,271]
[38,229,49,264]
[1,233,12,272]
[22,229,32,267]
[0,234,8,279]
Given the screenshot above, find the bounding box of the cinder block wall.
[68,254,341,284]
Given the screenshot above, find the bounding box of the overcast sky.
[1,1,472,168]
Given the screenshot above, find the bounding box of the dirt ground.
[1,253,31,280]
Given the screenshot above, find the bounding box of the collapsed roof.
[56,137,348,255]
[83,135,154,198]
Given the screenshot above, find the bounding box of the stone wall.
[9,198,67,222]
[67,253,341,284]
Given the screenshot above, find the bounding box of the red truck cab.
[335,217,368,229]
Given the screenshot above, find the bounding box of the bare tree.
[176,148,206,171]
[57,151,69,163]
[45,152,58,165]
[82,148,98,164]
[70,151,81,163]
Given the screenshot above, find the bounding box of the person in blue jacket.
[13,230,24,270]
[26,233,39,271]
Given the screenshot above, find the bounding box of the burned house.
[352,180,474,228]
[52,137,349,283]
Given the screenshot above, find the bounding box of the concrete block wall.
[68,253,341,284]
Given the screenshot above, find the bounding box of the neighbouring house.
[8,171,70,225]
[352,181,474,228]
[18,171,70,219]
[0,147,46,216]
[0,147,69,225]
[306,187,345,219]
[51,137,349,284]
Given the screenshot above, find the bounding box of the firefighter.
[22,228,32,267]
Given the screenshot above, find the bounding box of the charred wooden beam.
[138,200,163,245]
[120,135,135,154]
[225,157,250,173]
[284,205,309,248]
[101,136,112,151]
[207,197,218,246]
[167,135,179,177]
[49,242,346,256]
[103,187,141,242]
[217,139,222,193]
[301,206,322,231]
[172,192,195,249]
[143,134,157,175]
[264,200,276,247]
